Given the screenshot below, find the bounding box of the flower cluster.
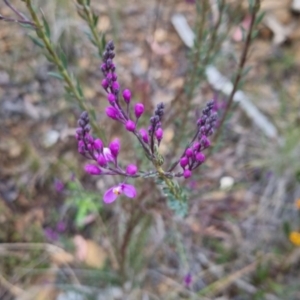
[101,41,145,132]
[176,100,217,178]
[75,111,137,203]
[76,41,217,206]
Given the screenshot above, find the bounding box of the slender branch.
[212,0,261,143]
[23,0,105,140]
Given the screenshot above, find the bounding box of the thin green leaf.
[28,35,44,48]
[41,15,51,38]
[93,14,99,27]
[76,79,84,97]
[59,48,68,69]
[48,71,64,80]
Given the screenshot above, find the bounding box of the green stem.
[81,3,104,57]
[24,0,105,140]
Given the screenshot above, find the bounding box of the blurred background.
[1,0,300,299]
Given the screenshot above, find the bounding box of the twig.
[212,0,261,142]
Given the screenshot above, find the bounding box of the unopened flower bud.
[106,106,119,120]
[107,93,116,104]
[109,138,120,157]
[94,139,103,151]
[185,148,193,158]
[111,73,117,81]
[180,157,189,168]
[85,164,102,175]
[112,81,120,93]
[155,128,163,141]
[126,164,138,175]
[196,152,205,163]
[139,128,149,143]
[122,89,131,103]
[125,120,136,132]
[200,136,211,147]
[183,169,192,179]
[97,154,107,167]
[134,103,144,118]
[101,79,109,89]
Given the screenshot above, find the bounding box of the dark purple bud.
[100,63,107,72]
[106,58,112,68]
[103,51,109,60]
[101,79,109,89]
[200,136,211,147]
[122,89,131,103]
[195,152,205,163]
[134,103,144,118]
[109,52,115,59]
[56,221,66,233]
[80,111,89,120]
[78,141,85,154]
[139,128,149,143]
[183,169,192,179]
[126,164,138,175]
[54,179,64,192]
[105,106,119,120]
[125,120,136,132]
[193,141,200,150]
[110,63,116,72]
[78,119,85,127]
[85,134,94,143]
[180,157,189,168]
[107,40,115,50]
[109,138,120,157]
[76,128,83,135]
[107,93,116,104]
[84,124,91,132]
[185,148,193,158]
[94,139,103,151]
[106,73,113,81]
[85,164,102,175]
[155,128,163,141]
[111,73,117,81]
[184,273,192,287]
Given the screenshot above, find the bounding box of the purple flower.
[107,93,116,104]
[54,179,64,192]
[126,164,138,175]
[183,169,192,179]
[180,157,189,168]
[134,103,144,118]
[106,106,119,120]
[56,221,66,233]
[122,89,131,103]
[85,164,102,175]
[103,183,136,203]
[125,120,136,132]
[184,273,192,287]
[155,128,163,141]
[109,138,120,157]
[44,228,58,241]
[139,128,149,143]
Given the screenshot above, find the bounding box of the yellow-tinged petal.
[289,231,300,246]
